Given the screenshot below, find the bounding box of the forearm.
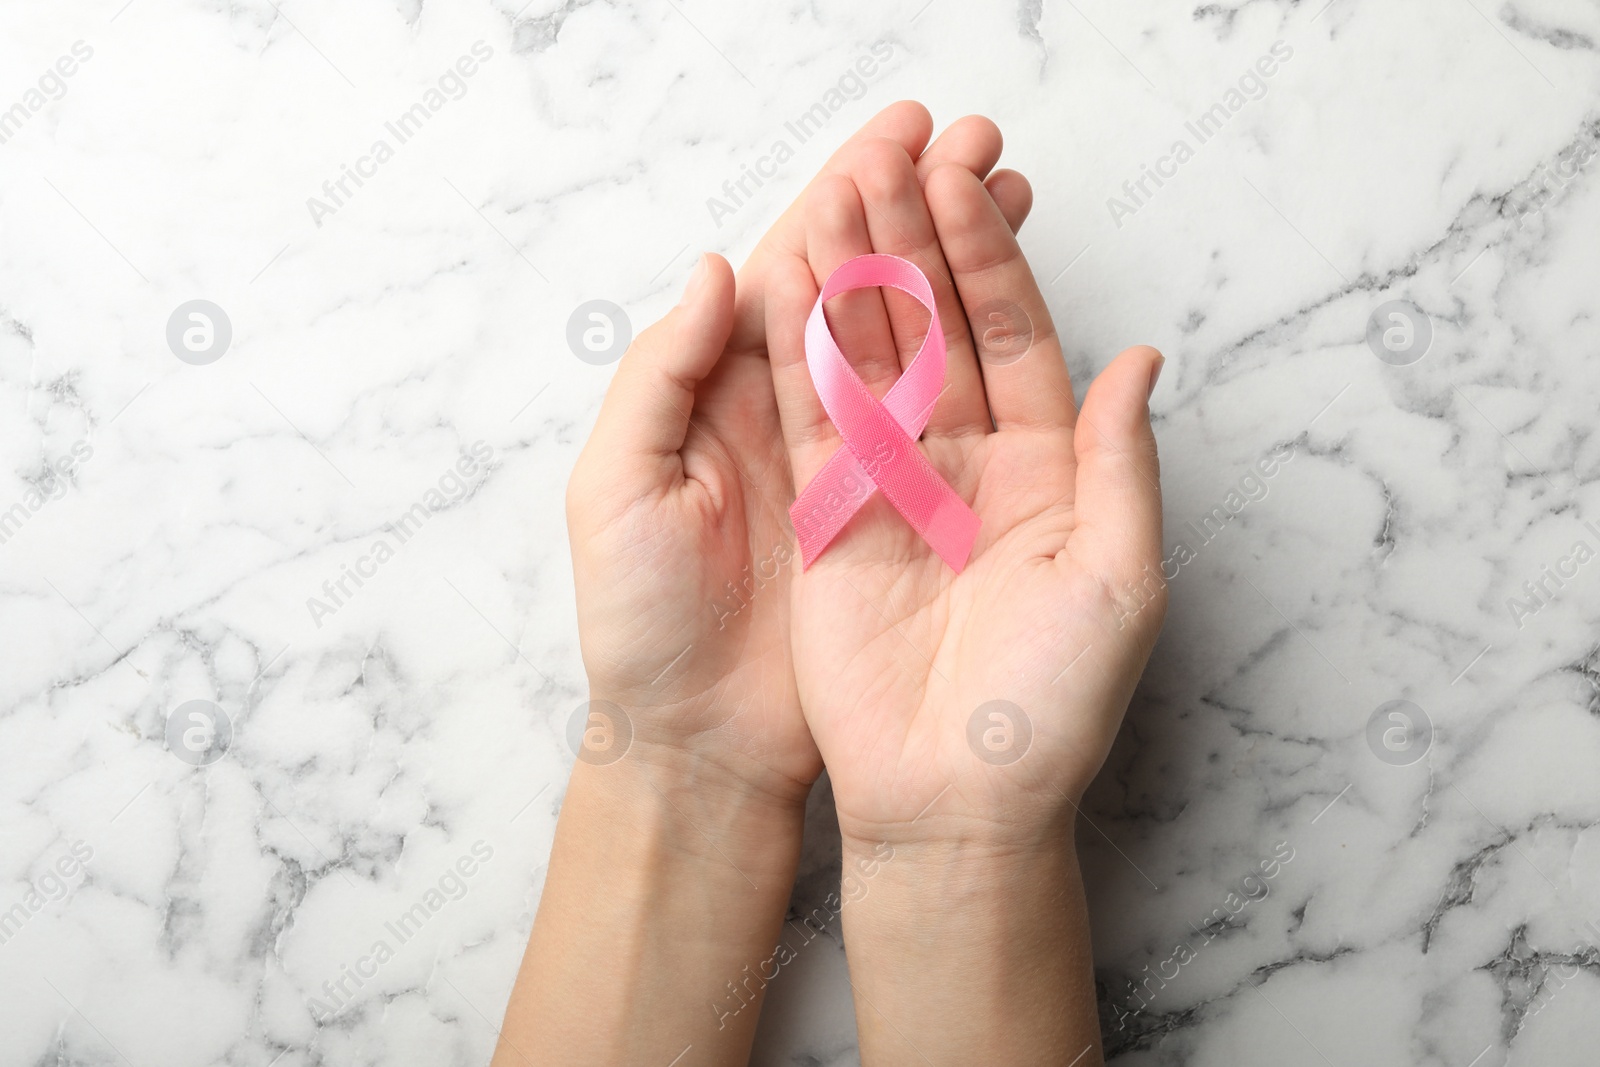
[494,747,805,1067]
[840,827,1103,1067]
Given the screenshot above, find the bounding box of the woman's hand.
[764,147,1166,1067]
[767,146,1167,852]
[566,246,818,801]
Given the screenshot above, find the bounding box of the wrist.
[839,826,1078,910]
[566,739,807,884]
[835,828,1102,1067]
[837,793,1080,861]
[578,687,817,814]
[516,710,809,1066]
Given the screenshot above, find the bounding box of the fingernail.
[1146,353,1165,400]
[678,254,709,308]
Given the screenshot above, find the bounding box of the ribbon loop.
[789,254,980,572]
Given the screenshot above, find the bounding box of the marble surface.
[2,0,1599,1064]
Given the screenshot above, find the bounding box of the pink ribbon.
[788,254,980,572]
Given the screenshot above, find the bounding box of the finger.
[913,114,1002,187]
[1069,345,1165,583]
[762,101,935,252]
[849,138,992,437]
[918,118,1032,236]
[806,174,904,398]
[984,169,1033,233]
[924,163,1074,433]
[765,248,835,488]
[729,102,933,352]
[583,254,736,489]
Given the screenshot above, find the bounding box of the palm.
[791,427,1149,838]
[766,158,1166,844]
[570,333,818,793]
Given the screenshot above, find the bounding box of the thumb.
[583,253,736,489]
[1070,345,1165,584]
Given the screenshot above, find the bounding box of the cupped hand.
[565,104,1032,806]
[765,147,1168,847]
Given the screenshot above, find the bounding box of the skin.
[761,151,1168,1062]
[494,99,1167,1066]
[493,103,1037,1067]
[564,104,1032,806]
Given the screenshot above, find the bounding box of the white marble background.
[1,0,1598,1064]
